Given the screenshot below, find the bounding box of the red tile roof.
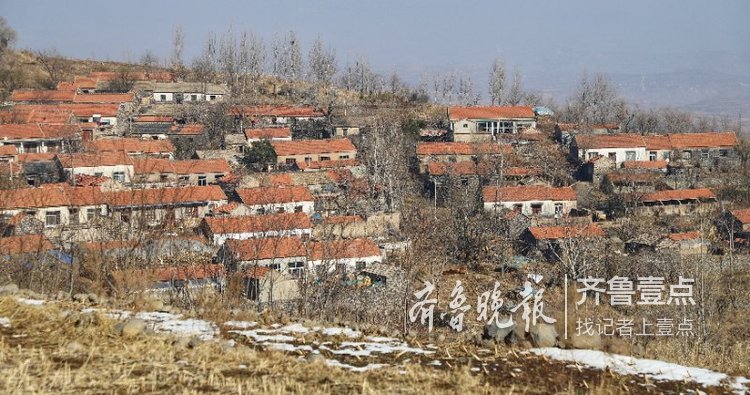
[307,238,381,261]
[133,158,230,175]
[0,123,80,140]
[622,160,668,169]
[732,208,750,225]
[104,186,227,207]
[668,132,737,149]
[448,106,535,120]
[226,237,307,261]
[271,138,356,156]
[11,89,76,102]
[0,234,54,255]
[57,152,133,168]
[0,186,105,209]
[16,152,56,162]
[55,103,121,117]
[203,213,312,234]
[0,145,18,156]
[642,135,672,150]
[86,138,175,155]
[483,185,577,203]
[170,124,205,135]
[668,231,702,241]
[73,93,134,104]
[575,134,646,149]
[640,188,716,203]
[0,106,74,124]
[236,186,314,206]
[528,224,605,240]
[416,142,512,156]
[244,127,291,140]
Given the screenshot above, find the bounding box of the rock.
[508,323,527,344]
[120,319,147,338]
[65,341,85,354]
[146,299,164,312]
[72,293,89,303]
[306,353,325,363]
[173,336,191,349]
[221,340,235,351]
[0,283,19,295]
[188,337,201,349]
[484,321,517,344]
[87,293,99,304]
[571,332,602,350]
[529,323,558,348]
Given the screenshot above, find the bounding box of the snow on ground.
[321,340,435,358]
[136,312,218,340]
[15,298,45,306]
[530,348,750,393]
[224,321,257,329]
[0,317,10,328]
[325,359,389,372]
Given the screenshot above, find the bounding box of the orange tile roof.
[575,134,646,149]
[622,160,668,169]
[16,152,56,162]
[227,105,325,118]
[642,135,672,150]
[73,76,98,88]
[0,145,18,155]
[307,238,381,261]
[104,186,226,207]
[668,231,702,241]
[0,234,54,255]
[528,224,605,240]
[226,236,307,261]
[268,173,294,186]
[170,124,205,135]
[237,186,314,206]
[73,93,134,104]
[448,106,535,120]
[296,159,359,171]
[212,202,240,215]
[57,152,133,168]
[86,138,175,154]
[0,186,105,209]
[133,158,230,175]
[483,185,577,203]
[271,138,356,156]
[203,213,312,234]
[641,188,716,203]
[668,132,737,149]
[0,123,80,140]
[55,103,121,117]
[731,208,750,225]
[11,89,76,102]
[0,105,75,124]
[416,142,512,156]
[244,127,291,140]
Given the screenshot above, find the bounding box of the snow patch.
[0,317,10,327]
[530,348,749,393]
[16,298,45,306]
[224,321,258,329]
[325,359,388,372]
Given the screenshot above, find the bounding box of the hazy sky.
[2,0,749,97]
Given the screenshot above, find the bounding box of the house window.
[120,210,131,223]
[190,94,197,101]
[26,177,36,186]
[608,153,616,160]
[554,203,564,215]
[94,172,103,177]
[663,151,671,160]
[701,149,709,159]
[178,175,189,185]
[336,263,347,274]
[86,208,97,221]
[288,261,305,278]
[513,204,522,212]
[320,156,331,161]
[285,158,296,165]
[355,261,366,271]
[294,205,303,213]
[649,151,657,161]
[268,263,281,271]
[197,175,207,186]
[304,157,312,164]
[160,174,169,183]
[339,155,349,160]
[719,149,728,157]
[531,204,543,214]
[588,152,598,160]
[209,95,216,101]
[69,208,79,225]
[45,211,61,227]
[143,209,156,224]
[159,94,167,101]
[276,207,285,213]
[256,207,265,215]
[215,174,224,182]
[682,151,692,159]
[625,151,636,161]
[113,172,125,182]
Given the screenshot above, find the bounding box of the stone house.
[483,185,577,217]
[448,106,536,142]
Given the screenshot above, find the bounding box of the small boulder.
[65,341,85,354]
[571,332,602,350]
[72,293,89,303]
[484,321,517,344]
[55,291,69,301]
[87,293,99,304]
[0,283,19,296]
[529,323,558,348]
[120,319,147,338]
[146,299,164,312]
[306,352,325,363]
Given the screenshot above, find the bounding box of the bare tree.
[35,49,70,89]
[0,17,17,56]
[170,25,185,71]
[564,72,629,127]
[341,56,380,97]
[192,33,218,86]
[505,69,524,106]
[307,37,337,87]
[489,58,506,105]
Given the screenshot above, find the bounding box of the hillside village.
[0,19,749,392]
